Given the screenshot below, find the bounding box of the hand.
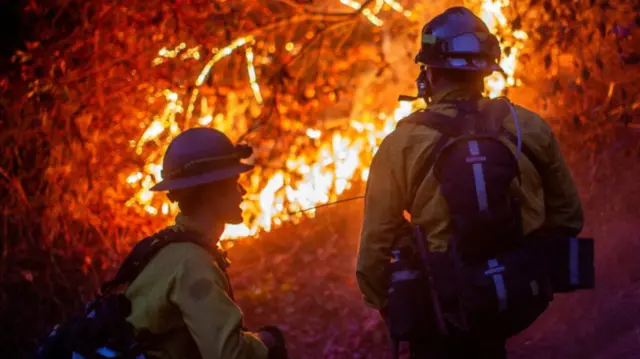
[257,325,289,359]
[257,330,277,349]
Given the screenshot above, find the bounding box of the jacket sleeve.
[169,246,268,359]
[357,134,412,310]
[540,126,584,236]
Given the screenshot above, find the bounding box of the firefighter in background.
[126,127,288,359]
[356,6,583,359]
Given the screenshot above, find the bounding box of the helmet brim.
[150,163,254,192]
[423,60,503,73]
[416,53,502,73]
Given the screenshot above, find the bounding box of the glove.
[258,325,289,359]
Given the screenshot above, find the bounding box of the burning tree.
[7,0,530,243]
[1,0,638,357]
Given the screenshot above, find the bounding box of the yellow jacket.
[356,88,584,310]
[125,214,268,359]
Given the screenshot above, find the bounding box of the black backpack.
[36,228,229,359]
[400,98,553,338]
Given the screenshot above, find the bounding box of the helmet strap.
[416,65,433,104]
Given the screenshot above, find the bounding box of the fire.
[125,0,526,240]
[474,0,529,97]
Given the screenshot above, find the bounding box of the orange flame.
[126,0,526,240]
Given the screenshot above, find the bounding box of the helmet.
[415,7,502,72]
[150,128,254,192]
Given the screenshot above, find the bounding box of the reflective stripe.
[466,155,486,163]
[487,259,508,311]
[468,141,489,211]
[468,140,481,156]
[96,347,119,358]
[530,280,540,296]
[492,274,508,312]
[569,237,579,286]
[422,34,437,44]
[472,163,489,211]
[485,265,505,275]
[391,270,421,282]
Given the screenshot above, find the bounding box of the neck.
[176,212,224,244]
[429,77,484,105]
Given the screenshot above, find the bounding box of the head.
[150,127,254,228]
[425,67,487,98]
[166,176,247,225]
[414,7,502,102]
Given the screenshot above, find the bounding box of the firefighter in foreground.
[124,127,288,358]
[356,6,586,359]
[37,127,289,359]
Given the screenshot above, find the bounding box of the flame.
[126,0,525,240]
[339,0,413,26]
[245,47,263,104]
[474,0,528,98]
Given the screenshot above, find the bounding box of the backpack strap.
[399,111,454,212]
[100,228,232,298]
[399,106,480,212]
[398,99,542,213]
[477,99,545,177]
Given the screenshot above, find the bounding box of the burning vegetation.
[1,0,639,358]
[16,0,531,243]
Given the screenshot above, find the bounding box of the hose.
[501,97,522,160]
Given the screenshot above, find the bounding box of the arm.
[170,247,268,359]
[356,135,412,310]
[541,128,584,237]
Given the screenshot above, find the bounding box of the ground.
[226,131,640,359]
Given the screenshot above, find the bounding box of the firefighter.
[125,127,288,359]
[356,6,583,359]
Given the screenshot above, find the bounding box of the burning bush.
[0,0,638,358]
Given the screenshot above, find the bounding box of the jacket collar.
[430,83,483,105]
[172,213,223,246]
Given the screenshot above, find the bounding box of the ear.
[426,67,433,85]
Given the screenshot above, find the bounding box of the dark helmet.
[150,128,254,192]
[415,7,502,72]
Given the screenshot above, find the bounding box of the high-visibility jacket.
[356,87,584,310]
[125,214,268,359]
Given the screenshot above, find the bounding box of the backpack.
[36,228,229,359]
[400,98,553,338]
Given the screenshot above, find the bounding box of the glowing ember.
[245,47,263,104]
[340,0,384,26]
[126,0,526,240]
[153,43,200,66]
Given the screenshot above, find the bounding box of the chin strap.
[397,66,432,104]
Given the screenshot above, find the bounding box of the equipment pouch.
[548,237,595,293]
[386,246,433,341]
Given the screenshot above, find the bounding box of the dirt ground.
[226,130,640,359]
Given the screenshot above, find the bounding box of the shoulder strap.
[400,99,542,213]
[478,99,544,176]
[400,110,460,212]
[100,228,229,296]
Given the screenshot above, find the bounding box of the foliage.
[0,0,638,358]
